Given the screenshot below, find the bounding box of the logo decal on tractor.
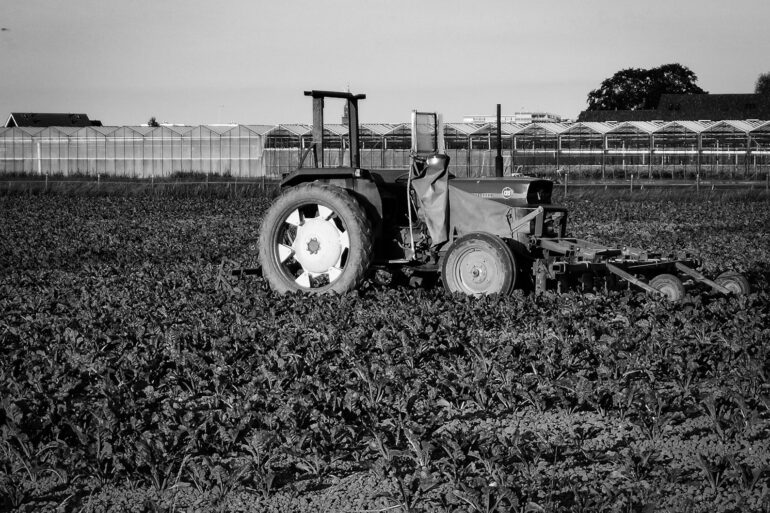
[502,187,513,199]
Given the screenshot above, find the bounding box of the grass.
[0,172,280,197]
[1,171,768,202]
[554,185,770,203]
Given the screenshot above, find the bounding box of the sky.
[1,0,768,126]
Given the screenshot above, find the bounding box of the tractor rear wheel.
[649,273,685,302]
[442,232,516,296]
[258,183,373,294]
[715,271,750,295]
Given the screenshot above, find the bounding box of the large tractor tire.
[442,232,516,296]
[258,183,373,294]
[649,273,685,302]
[715,271,750,295]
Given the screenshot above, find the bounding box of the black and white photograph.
[1,1,769,511]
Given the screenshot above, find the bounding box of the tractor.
[257,90,750,300]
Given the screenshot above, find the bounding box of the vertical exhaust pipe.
[495,103,503,177]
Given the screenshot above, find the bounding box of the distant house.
[578,94,770,122]
[463,112,563,124]
[4,113,102,128]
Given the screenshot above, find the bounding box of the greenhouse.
[1,119,769,180]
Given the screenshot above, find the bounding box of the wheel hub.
[459,252,494,293]
[292,216,344,274]
[306,238,321,255]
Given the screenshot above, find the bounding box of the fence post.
[601,135,606,181]
[745,133,751,179]
[37,142,42,175]
[697,133,702,183]
[648,134,653,179]
[630,174,634,192]
[564,171,568,197]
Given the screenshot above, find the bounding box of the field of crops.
[1,191,769,512]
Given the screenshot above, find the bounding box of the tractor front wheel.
[258,183,373,294]
[442,232,516,296]
[649,273,685,302]
[715,271,750,295]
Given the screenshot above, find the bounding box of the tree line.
[586,64,770,112]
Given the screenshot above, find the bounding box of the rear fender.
[321,178,383,229]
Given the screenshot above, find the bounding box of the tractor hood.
[449,177,554,206]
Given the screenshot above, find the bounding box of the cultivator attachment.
[531,237,748,300]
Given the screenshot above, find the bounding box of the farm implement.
[257,90,750,300]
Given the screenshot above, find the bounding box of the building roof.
[657,94,770,120]
[579,94,770,122]
[5,113,101,127]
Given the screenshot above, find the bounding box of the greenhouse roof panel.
[361,123,401,135]
[165,126,195,136]
[129,126,157,136]
[501,123,525,135]
[630,121,662,133]
[472,123,525,135]
[324,124,349,136]
[205,124,238,135]
[47,126,82,137]
[18,127,46,136]
[661,120,713,133]
[72,127,107,138]
[564,122,613,134]
[243,125,277,136]
[445,123,485,136]
[750,120,770,133]
[518,122,568,135]
[701,120,756,133]
[278,124,312,136]
[92,126,121,137]
[745,119,768,129]
[607,121,660,134]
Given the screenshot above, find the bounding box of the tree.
[586,63,707,111]
[756,72,770,95]
[147,117,160,127]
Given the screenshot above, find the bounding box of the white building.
[463,112,562,124]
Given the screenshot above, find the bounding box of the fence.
[2,122,770,181]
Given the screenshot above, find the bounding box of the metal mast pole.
[495,103,503,177]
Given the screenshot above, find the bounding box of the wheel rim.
[275,203,350,289]
[657,284,678,301]
[650,274,684,301]
[451,246,505,295]
[718,278,742,295]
